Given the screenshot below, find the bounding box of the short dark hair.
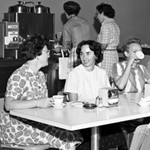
[96,3,115,18]
[19,35,50,60]
[76,40,103,64]
[122,38,141,53]
[63,1,81,16]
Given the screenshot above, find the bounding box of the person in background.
[64,40,110,103]
[96,3,120,78]
[112,38,150,93]
[62,1,91,73]
[0,35,82,150]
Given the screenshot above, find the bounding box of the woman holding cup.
[112,38,150,93]
[0,35,83,150]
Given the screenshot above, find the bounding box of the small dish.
[71,101,83,108]
[52,103,66,108]
[83,103,97,109]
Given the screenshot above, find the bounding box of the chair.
[130,124,150,150]
[0,98,52,150]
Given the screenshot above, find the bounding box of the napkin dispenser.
[99,88,118,106]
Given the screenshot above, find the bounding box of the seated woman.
[112,38,150,147]
[0,35,82,150]
[112,38,150,93]
[64,40,110,102]
[64,40,127,150]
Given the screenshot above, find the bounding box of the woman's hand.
[128,52,137,67]
[37,98,53,108]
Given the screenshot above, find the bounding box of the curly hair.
[96,3,115,18]
[76,40,103,64]
[19,35,50,61]
[121,38,141,53]
[63,1,81,16]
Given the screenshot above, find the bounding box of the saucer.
[71,101,83,108]
[53,103,66,108]
[108,98,118,105]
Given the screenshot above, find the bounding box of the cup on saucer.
[52,95,64,107]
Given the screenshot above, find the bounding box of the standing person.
[62,1,91,73]
[0,35,82,150]
[96,3,120,78]
[64,40,110,103]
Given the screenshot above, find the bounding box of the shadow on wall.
[93,16,101,34]
[61,13,67,25]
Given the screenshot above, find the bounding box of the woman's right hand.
[128,52,137,66]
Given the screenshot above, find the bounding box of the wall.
[0,0,150,46]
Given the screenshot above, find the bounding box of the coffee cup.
[136,51,144,59]
[52,95,64,106]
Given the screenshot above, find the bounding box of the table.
[10,93,150,150]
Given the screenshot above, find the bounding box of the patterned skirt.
[0,111,83,150]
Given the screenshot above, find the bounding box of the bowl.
[83,103,97,109]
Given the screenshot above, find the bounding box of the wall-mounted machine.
[1,1,54,59]
[0,21,20,59]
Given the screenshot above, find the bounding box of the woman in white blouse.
[64,40,110,103]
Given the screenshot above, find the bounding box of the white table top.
[10,93,150,131]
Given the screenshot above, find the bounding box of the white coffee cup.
[136,51,144,59]
[52,95,64,106]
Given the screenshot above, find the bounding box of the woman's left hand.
[37,98,53,108]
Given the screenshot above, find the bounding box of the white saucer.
[137,101,150,107]
[108,98,118,105]
[53,103,66,108]
[71,101,83,108]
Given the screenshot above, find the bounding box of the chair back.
[130,124,150,150]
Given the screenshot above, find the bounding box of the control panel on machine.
[4,22,19,49]
[0,21,19,58]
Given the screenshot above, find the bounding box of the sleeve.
[64,71,78,94]
[62,25,71,49]
[147,61,150,74]
[140,65,150,81]
[5,71,26,100]
[112,62,123,78]
[104,71,111,88]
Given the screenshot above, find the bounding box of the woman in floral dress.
[0,35,83,150]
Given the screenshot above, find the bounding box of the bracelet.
[34,100,37,107]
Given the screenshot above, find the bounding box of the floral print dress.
[0,63,82,150]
